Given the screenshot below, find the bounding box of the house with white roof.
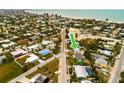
[107,41,116,46]
[93,26,101,31]
[74,65,89,78]
[0,39,10,44]
[92,53,108,68]
[1,42,15,48]
[42,40,56,49]
[11,49,28,58]
[42,40,53,45]
[27,44,41,51]
[26,54,39,63]
[98,49,113,56]
[13,35,19,39]
[30,73,48,83]
[104,45,113,51]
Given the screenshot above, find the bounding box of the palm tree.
[105,18,109,22]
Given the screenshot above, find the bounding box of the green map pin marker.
[69,32,79,49]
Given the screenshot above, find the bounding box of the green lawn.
[0,62,24,83]
[67,57,77,66]
[26,59,59,82]
[119,71,124,83]
[16,56,28,64]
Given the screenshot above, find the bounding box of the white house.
[42,40,53,46]
[0,39,10,44]
[27,44,41,51]
[1,42,15,48]
[74,65,89,78]
[98,49,112,56]
[92,53,108,68]
[30,73,47,83]
[93,26,101,30]
[104,45,113,51]
[107,42,116,46]
[11,49,28,58]
[26,54,39,63]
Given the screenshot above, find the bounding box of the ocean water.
[25,10,124,23]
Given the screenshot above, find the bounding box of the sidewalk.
[108,59,119,83]
[108,40,124,83]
